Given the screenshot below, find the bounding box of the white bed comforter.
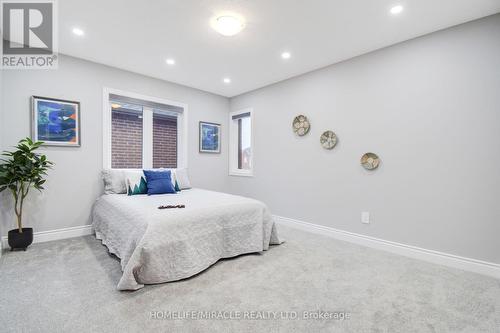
[91,189,282,290]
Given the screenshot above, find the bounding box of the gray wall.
[229,14,500,264]
[0,68,3,150]
[0,68,4,242]
[1,55,229,233]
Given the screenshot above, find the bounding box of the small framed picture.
[31,96,81,147]
[199,121,221,153]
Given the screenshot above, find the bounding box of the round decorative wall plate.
[292,115,310,136]
[361,152,380,170]
[320,130,337,149]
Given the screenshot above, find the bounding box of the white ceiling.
[59,0,500,97]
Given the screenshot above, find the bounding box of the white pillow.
[102,169,127,194]
[175,168,192,190]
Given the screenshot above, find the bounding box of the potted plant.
[0,138,53,251]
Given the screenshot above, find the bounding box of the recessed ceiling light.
[223,78,231,84]
[390,5,404,15]
[281,52,291,60]
[213,15,245,36]
[165,58,175,65]
[111,103,121,109]
[72,27,85,36]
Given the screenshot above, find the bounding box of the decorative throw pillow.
[149,168,180,191]
[169,169,181,192]
[125,170,148,196]
[175,168,192,190]
[143,170,176,195]
[102,169,127,194]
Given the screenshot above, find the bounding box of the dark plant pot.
[8,228,33,251]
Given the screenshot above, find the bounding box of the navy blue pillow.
[143,170,176,195]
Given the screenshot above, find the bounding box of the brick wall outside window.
[111,110,143,168]
[153,114,177,168]
[111,109,177,169]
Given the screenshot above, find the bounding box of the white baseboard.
[1,225,93,250]
[2,218,499,280]
[274,215,500,279]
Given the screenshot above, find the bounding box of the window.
[111,105,143,169]
[229,109,253,176]
[152,111,178,168]
[103,89,187,169]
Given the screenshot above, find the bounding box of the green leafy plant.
[0,138,53,233]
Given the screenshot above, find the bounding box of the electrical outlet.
[361,212,370,224]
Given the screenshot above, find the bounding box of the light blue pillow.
[143,170,176,195]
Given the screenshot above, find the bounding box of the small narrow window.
[111,104,143,169]
[152,110,177,168]
[229,109,253,176]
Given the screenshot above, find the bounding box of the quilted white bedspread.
[91,188,282,290]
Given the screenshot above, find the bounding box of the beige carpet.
[1,225,499,332]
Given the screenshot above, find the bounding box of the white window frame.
[229,108,254,177]
[102,87,188,169]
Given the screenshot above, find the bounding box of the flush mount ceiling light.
[281,51,291,60]
[212,15,245,36]
[165,58,175,65]
[72,27,85,36]
[223,77,231,84]
[390,5,404,15]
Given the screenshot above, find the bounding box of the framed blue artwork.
[199,121,220,153]
[31,96,81,147]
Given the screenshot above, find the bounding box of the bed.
[92,188,282,290]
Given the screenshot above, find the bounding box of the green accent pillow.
[126,171,148,195]
[168,169,181,192]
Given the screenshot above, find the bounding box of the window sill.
[229,170,254,177]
